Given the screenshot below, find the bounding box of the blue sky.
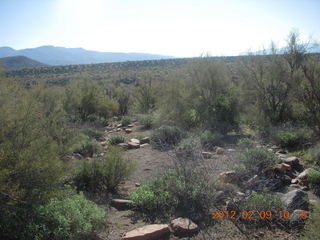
[0,0,319,57]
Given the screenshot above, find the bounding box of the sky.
[0,0,319,57]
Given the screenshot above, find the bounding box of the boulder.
[219,171,236,183]
[125,128,133,134]
[290,209,309,227]
[281,157,299,166]
[295,168,316,186]
[202,151,212,159]
[170,218,199,236]
[117,123,123,128]
[130,138,140,144]
[116,128,122,132]
[122,224,170,240]
[140,137,150,144]
[128,142,140,149]
[281,189,309,211]
[128,124,134,128]
[111,199,133,210]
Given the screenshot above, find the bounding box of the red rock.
[170,218,199,236]
[122,224,170,240]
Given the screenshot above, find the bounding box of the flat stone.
[140,143,149,148]
[281,157,299,166]
[111,199,133,210]
[125,128,133,134]
[127,124,134,128]
[140,137,150,144]
[202,151,212,159]
[117,123,123,128]
[170,218,199,236]
[116,128,122,132]
[128,142,140,149]
[122,224,170,240]
[130,138,140,144]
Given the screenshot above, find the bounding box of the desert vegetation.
[1,31,320,239]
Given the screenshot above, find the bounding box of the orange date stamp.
[210,210,309,220]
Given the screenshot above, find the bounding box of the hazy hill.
[0,56,47,70]
[0,46,173,66]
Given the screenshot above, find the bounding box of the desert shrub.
[130,167,216,221]
[82,128,103,140]
[274,130,303,149]
[200,130,224,148]
[121,116,131,126]
[237,138,255,149]
[108,135,125,145]
[238,148,277,175]
[31,192,106,240]
[138,114,154,129]
[309,143,320,166]
[239,192,285,226]
[134,134,147,140]
[73,139,102,157]
[74,147,134,192]
[151,125,184,149]
[177,136,201,159]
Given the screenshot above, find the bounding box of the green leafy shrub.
[31,192,106,240]
[108,135,125,145]
[237,138,255,149]
[74,147,135,192]
[82,128,103,140]
[151,125,184,149]
[238,148,277,175]
[73,139,102,157]
[121,116,131,126]
[200,130,223,148]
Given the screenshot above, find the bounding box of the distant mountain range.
[0,56,47,70]
[0,46,173,66]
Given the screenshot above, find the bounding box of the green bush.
[151,125,184,149]
[31,192,106,240]
[73,139,102,157]
[108,135,125,145]
[200,130,223,148]
[177,136,201,159]
[138,114,154,129]
[238,148,277,175]
[237,138,255,149]
[309,143,320,165]
[308,169,320,196]
[121,116,131,126]
[74,147,135,192]
[82,128,103,140]
[130,167,216,220]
